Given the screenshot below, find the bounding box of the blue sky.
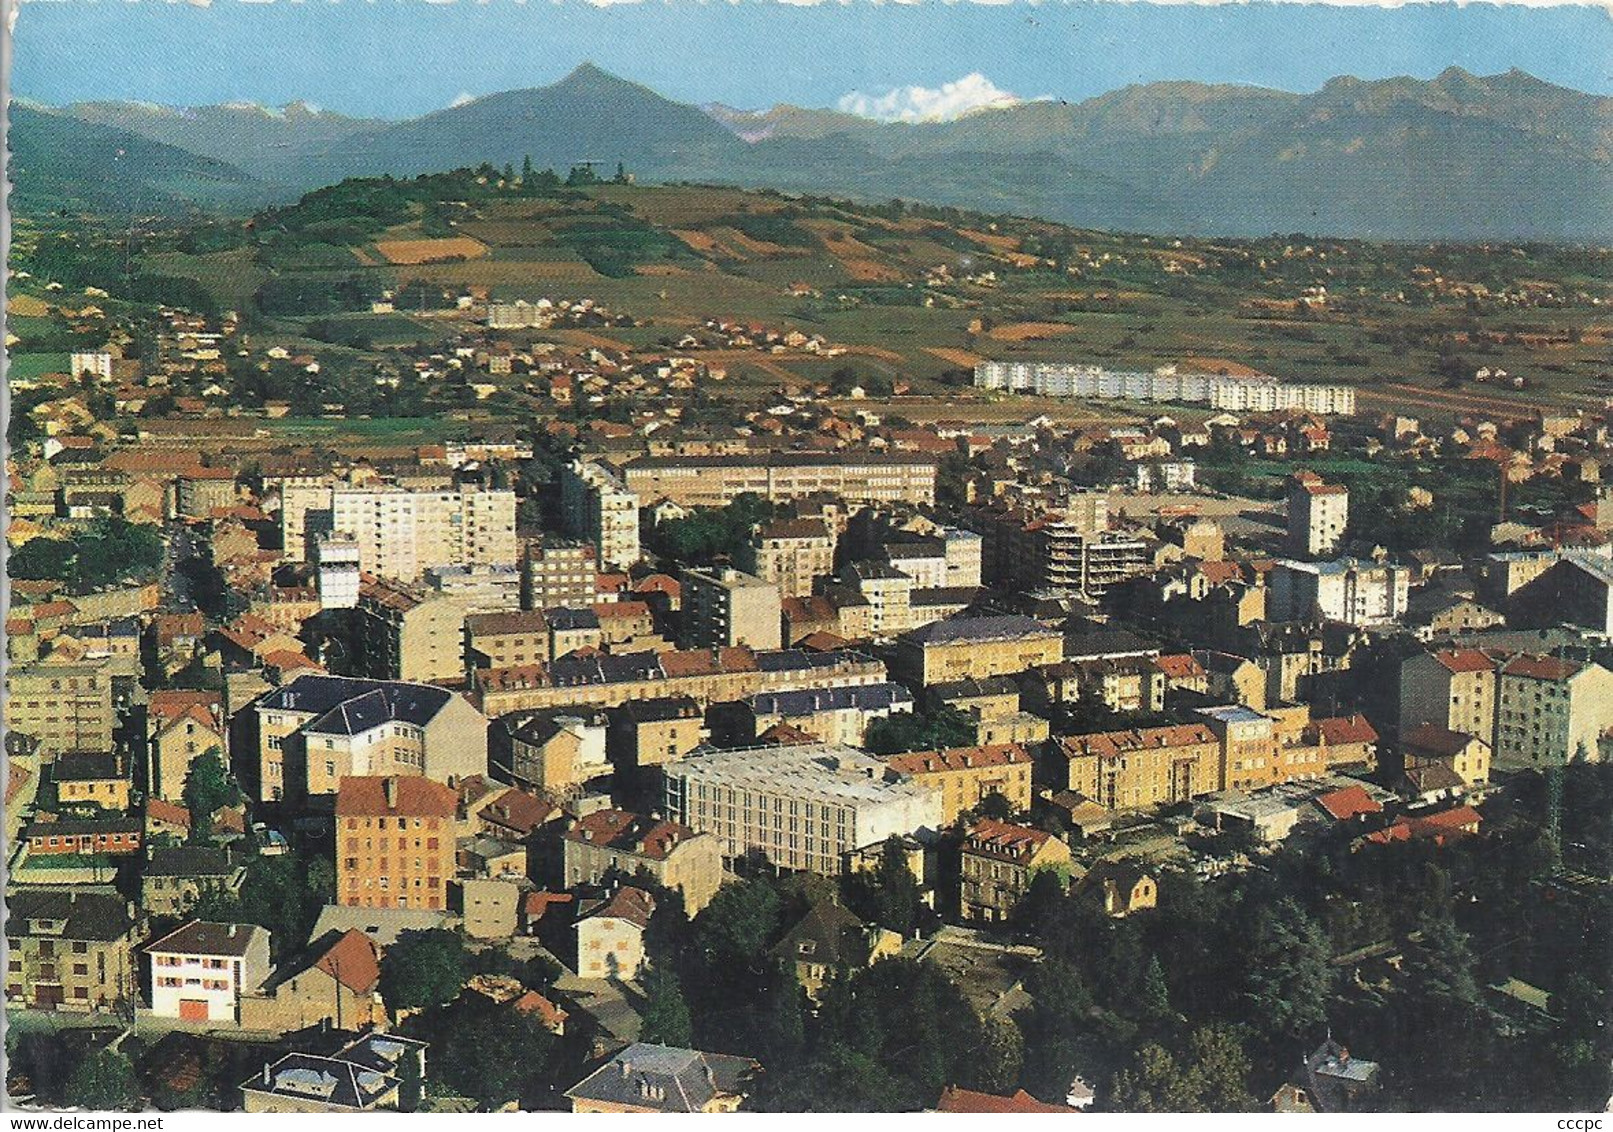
[12,0,1613,120]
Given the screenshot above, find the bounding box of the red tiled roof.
[1153,652,1207,680]
[935,1086,1072,1113]
[1433,648,1500,675]
[512,990,568,1030]
[1307,714,1380,746]
[584,885,655,929]
[335,775,457,818]
[886,744,1030,776]
[964,818,1054,861]
[480,788,557,837]
[1317,785,1382,822]
[313,929,381,994]
[146,798,192,829]
[1502,654,1584,682]
[563,809,699,861]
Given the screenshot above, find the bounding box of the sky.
[11,0,1613,121]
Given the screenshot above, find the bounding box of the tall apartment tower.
[315,533,362,610]
[1288,472,1349,559]
[681,566,783,651]
[560,460,641,571]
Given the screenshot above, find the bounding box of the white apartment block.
[1288,472,1350,559]
[146,921,270,1024]
[285,482,516,581]
[561,460,642,570]
[974,361,1356,415]
[1269,558,1410,626]
[664,742,941,875]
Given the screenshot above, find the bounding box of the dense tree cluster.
[9,518,164,592]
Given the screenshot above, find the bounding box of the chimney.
[383,777,397,809]
[263,1063,272,1087]
[229,924,238,938]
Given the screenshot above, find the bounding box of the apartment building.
[960,820,1073,922]
[522,539,600,612]
[1052,723,1221,811]
[52,753,130,812]
[618,452,937,508]
[968,500,1148,597]
[1399,648,1500,749]
[465,610,551,675]
[335,775,459,911]
[147,691,226,804]
[5,889,140,1013]
[1288,472,1349,559]
[558,809,724,914]
[1402,724,1492,789]
[471,645,886,716]
[1494,655,1613,769]
[250,675,487,802]
[352,577,471,685]
[882,744,1034,826]
[1197,705,1280,792]
[607,697,709,770]
[664,742,942,875]
[297,483,517,581]
[6,662,117,758]
[503,711,611,795]
[146,920,270,1023]
[1269,558,1410,626]
[739,518,837,599]
[560,460,641,570]
[681,566,783,651]
[742,682,915,747]
[892,615,1065,686]
[972,361,1357,415]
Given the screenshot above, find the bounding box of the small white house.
[146,920,270,1023]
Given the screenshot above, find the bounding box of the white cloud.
[449,91,479,108]
[837,72,1023,123]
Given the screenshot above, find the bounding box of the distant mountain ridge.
[23,64,1613,240]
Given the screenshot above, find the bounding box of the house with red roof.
[960,819,1073,922]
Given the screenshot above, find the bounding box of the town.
[5,165,1613,1115]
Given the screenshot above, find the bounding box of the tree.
[65,1047,141,1112]
[639,963,694,1048]
[751,959,806,1066]
[380,929,469,1013]
[846,835,921,938]
[863,707,975,755]
[418,994,558,1109]
[751,1042,906,1112]
[397,1046,424,1112]
[1139,953,1174,1026]
[1244,899,1333,1037]
[181,747,238,843]
[691,879,781,973]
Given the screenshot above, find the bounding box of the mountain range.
[17,63,1613,241]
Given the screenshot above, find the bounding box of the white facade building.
[146,920,270,1024]
[974,361,1356,416]
[1269,558,1411,626]
[664,742,942,875]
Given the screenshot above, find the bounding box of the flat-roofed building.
[619,452,938,508]
[682,566,783,651]
[665,742,942,875]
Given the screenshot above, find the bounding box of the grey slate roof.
[8,888,136,942]
[565,1043,759,1112]
[900,614,1056,646]
[260,675,453,731]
